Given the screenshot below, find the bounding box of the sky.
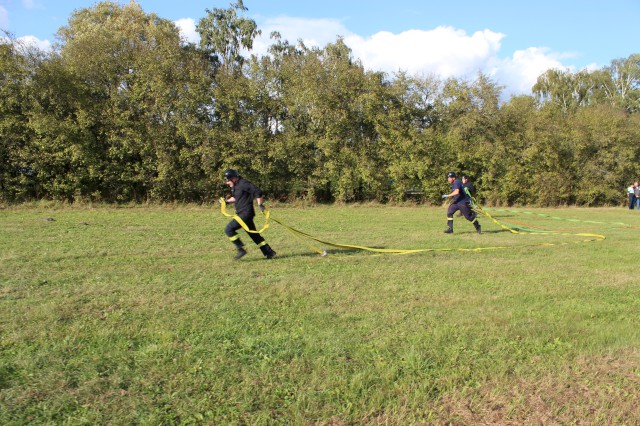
[1,0,638,98]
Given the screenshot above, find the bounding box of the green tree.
[570,105,640,205]
[522,105,579,206]
[0,34,39,201]
[602,54,640,112]
[304,38,385,202]
[245,37,381,202]
[486,95,538,205]
[533,68,583,113]
[40,1,214,202]
[237,34,316,199]
[431,73,503,202]
[197,0,261,74]
[26,55,94,201]
[382,72,443,202]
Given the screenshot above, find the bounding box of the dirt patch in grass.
[435,350,640,425]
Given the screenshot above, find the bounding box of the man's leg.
[445,204,460,233]
[243,217,277,259]
[460,203,481,234]
[224,219,247,259]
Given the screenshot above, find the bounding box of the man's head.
[447,171,457,183]
[224,168,240,187]
[461,174,469,183]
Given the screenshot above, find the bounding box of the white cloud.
[251,16,573,98]
[491,47,566,97]
[17,35,51,51]
[174,18,199,44]
[346,26,504,78]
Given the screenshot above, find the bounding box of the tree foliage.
[1,35,44,201]
[197,0,261,74]
[1,2,639,206]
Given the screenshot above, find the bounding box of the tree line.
[1,1,639,206]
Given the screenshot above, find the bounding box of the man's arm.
[445,188,460,198]
[256,196,266,212]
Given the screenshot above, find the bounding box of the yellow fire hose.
[219,199,605,256]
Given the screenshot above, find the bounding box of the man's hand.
[258,204,266,213]
[442,194,449,199]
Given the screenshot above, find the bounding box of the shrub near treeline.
[1,1,639,205]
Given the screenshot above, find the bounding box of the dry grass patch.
[436,349,640,425]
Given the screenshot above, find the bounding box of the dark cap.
[447,171,457,178]
[223,168,239,180]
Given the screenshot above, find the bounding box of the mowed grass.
[1,203,639,425]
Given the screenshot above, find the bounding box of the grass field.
[1,203,639,425]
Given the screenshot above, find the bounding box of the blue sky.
[1,0,638,98]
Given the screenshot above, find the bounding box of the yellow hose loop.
[219,198,270,234]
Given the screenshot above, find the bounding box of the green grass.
[1,203,639,424]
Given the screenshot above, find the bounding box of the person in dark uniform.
[223,169,277,260]
[461,174,476,200]
[442,171,481,234]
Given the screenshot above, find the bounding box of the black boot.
[444,228,453,234]
[474,222,482,234]
[234,247,247,260]
[230,237,247,260]
[261,244,277,259]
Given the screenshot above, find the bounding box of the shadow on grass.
[479,229,510,234]
[241,246,389,260]
[240,231,519,260]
